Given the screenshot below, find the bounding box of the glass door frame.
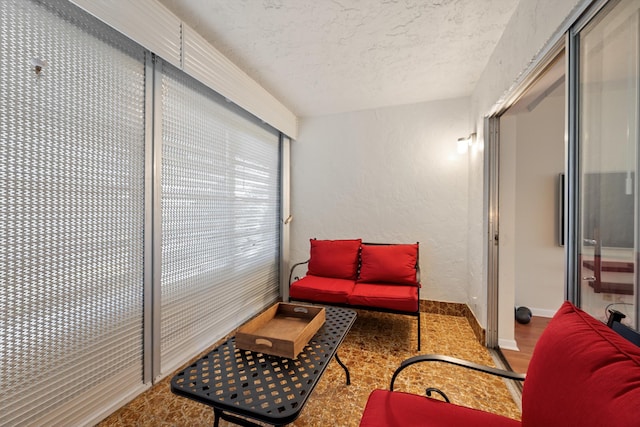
[484,38,569,348]
[566,0,608,307]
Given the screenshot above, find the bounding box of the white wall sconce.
[457,133,476,154]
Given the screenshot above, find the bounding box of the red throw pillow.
[307,239,362,280]
[358,243,418,285]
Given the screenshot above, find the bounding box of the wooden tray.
[236,303,326,359]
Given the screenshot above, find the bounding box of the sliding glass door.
[575,0,639,326]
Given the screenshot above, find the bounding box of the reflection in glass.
[578,0,638,327]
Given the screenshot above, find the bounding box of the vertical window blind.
[159,60,281,376]
[0,0,147,425]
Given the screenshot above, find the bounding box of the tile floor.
[99,310,521,426]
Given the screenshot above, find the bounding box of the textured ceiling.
[158,0,520,117]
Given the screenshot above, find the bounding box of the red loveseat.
[289,239,422,349]
[359,301,640,427]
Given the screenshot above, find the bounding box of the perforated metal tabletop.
[170,306,357,427]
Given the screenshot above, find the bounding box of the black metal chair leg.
[417,313,421,351]
[335,353,351,385]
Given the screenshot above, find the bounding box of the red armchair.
[360,301,640,427]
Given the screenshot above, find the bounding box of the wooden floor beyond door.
[501,316,551,374]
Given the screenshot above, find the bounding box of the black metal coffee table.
[170,306,357,427]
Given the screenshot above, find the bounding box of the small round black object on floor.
[515,306,532,324]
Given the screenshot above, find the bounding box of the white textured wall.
[513,93,565,316]
[469,0,589,327]
[498,93,566,349]
[290,98,470,303]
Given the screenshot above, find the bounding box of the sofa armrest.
[389,354,525,403]
[288,259,310,287]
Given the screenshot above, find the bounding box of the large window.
[0,0,282,423]
[158,60,281,376]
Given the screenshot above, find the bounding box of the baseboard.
[420,300,468,316]
[499,338,519,351]
[528,307,557,318]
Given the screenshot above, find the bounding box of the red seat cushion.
[289,275,355,304]
[358,243,419,285]
[307,239,362,280]
[348,283,418,312]
[359,390,520,427]
[521,301,640,427]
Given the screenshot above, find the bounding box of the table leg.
[334,353,351,385]
[213,407,285,427]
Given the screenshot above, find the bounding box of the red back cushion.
[357,243,418,285]
[522,301,640,427]
[307,239,362,280]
